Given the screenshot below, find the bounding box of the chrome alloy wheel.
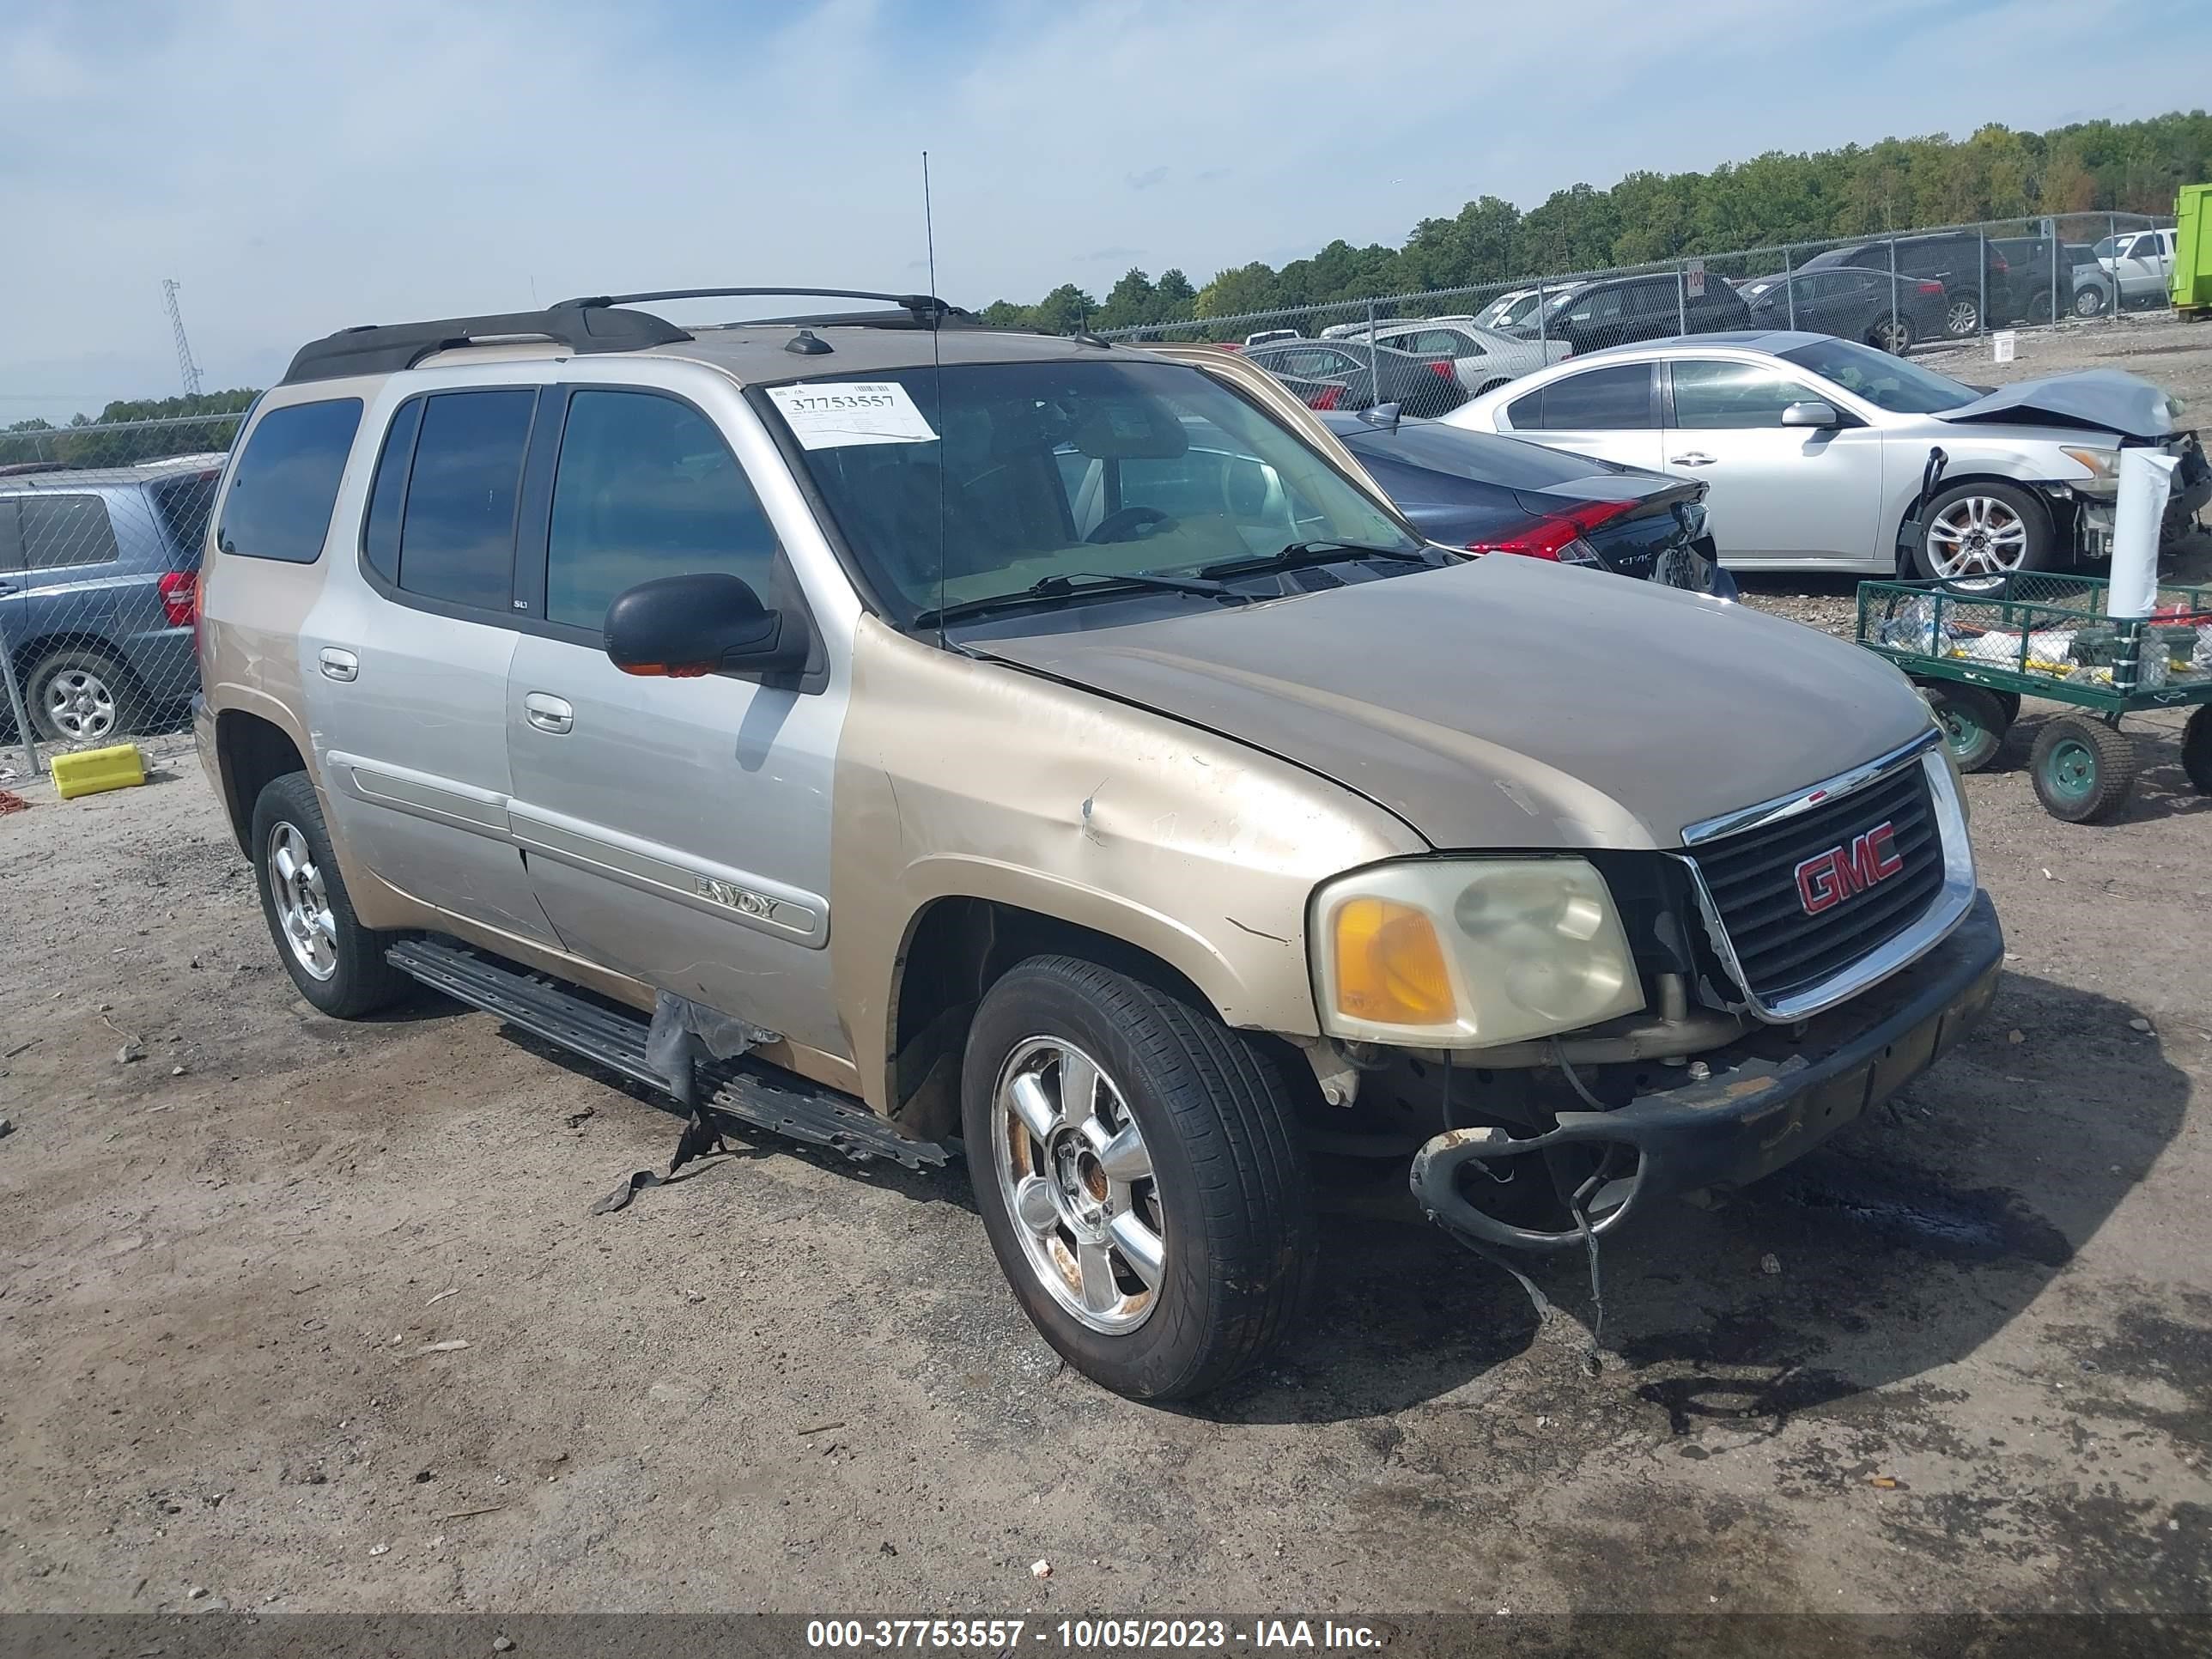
[43,666,118,741]
[1927,494,2029,581]
[266,820,337,981]
[992,1036,1164,1334]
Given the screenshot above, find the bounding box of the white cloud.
[0,0,2197,420]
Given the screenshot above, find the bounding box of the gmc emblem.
[1795,822,1905,916]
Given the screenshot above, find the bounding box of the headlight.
[1311,859,1643,1048]
[2061,446,2120,491]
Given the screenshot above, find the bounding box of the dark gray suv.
[0,459,218,744]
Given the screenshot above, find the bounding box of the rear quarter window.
[217,398,365,563]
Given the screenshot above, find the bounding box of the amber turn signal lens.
[1332,897,1455,1025]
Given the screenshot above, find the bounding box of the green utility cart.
[2177,182,2212,320]
[1856,572,2212,823]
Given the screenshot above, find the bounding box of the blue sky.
[1,0,2201,422]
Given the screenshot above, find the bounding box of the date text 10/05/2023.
[805,1618,1383,1650]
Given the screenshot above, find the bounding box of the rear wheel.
[250,771,411,1017]
[26,647,143,744]
[963,956,1315,1401]
[1870,315,1916,354]
[2030,716,2136,823]
[2075,284,2108,319]
[2184,706,2212,795]
[1928,684,2011,773]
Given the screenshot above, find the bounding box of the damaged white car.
[1443,332,2210,580]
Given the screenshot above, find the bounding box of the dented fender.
[830,615,1426,1114]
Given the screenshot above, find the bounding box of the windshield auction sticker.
[767,382,939,450]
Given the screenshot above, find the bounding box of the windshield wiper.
[912,569,1249,630]
[1196,540,1432,581]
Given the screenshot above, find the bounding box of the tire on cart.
[1989,690,2022,727]
[1927,683,2011,773]
[2029,715,2136,823]
[2184,705,2212,796]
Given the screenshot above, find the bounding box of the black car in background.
[1735,266,1950,352]
[1320,410,1732,593]
[1796,233,2010,337]
[1504,271,1752,357]
[1239,338,1468,417]
[1988,236,2103,322]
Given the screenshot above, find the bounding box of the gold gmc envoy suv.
[195,289,2001,1399]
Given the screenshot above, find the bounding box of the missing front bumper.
[1409,892,2003,1251]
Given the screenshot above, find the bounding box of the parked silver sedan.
[1440,331,2209,580]
[1336,317,1568,396]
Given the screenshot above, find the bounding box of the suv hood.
[971,556,1931,851]
[1936,368,2185,440]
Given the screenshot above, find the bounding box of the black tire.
[2075,285,2108,319]
[2184,706,2212,796]
[962,955,1315,1401]
[1869,315,1916,354]
[249,771,411,1017]
[2023,292,2055,325]
[2029,716,2136,823]
[1928,684,2010,773]
[24,646,145,745]
[1913,480,2056,585]
[1942,292,1982,338]
[1990,690,2022,727]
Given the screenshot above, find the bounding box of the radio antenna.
[924,149,947,650]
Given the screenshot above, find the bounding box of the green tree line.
[2,390,256,468]
[981,109,2210,331]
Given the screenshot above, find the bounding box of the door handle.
[524,692,574,735]
[318,647,358,682]
[1670,452,1717,466]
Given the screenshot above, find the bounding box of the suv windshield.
[1778,337,1978,414]
[769,359,1420,624]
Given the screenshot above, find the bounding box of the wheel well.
[1903,471,2066,561]
[885,896,1217,1139]
[214,710,306,854]
[11,631,135,683]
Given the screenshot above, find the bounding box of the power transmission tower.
[162,278,204,397]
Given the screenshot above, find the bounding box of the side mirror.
[1781,400,1841,428]
[604,572,805,678]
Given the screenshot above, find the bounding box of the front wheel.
[2030,716,2136,823]
[1915,481,2054,586]
[250,772,411,1017]
[1943,294,1982,337]
[2184,706,2212,795]
[963,956,1315,1401]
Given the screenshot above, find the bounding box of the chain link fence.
[1099,211,2179,417]
[0,210,2184,777]
[1,412,241,777]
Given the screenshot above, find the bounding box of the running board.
[385,937,949,1170]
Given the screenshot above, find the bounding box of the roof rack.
[281,301,692,385]
[279,288,968,386]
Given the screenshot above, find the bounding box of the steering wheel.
[1086,505,1176,544]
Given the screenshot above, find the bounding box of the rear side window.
[152,473,219,568]
[361,397,426,586]
[19,495,118,570]
[392,389,536,610]
[544,390,780,630]
[217,398,364,563]
[1505,364,1652,431]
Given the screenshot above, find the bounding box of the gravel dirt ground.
[3,316,2211,1631]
